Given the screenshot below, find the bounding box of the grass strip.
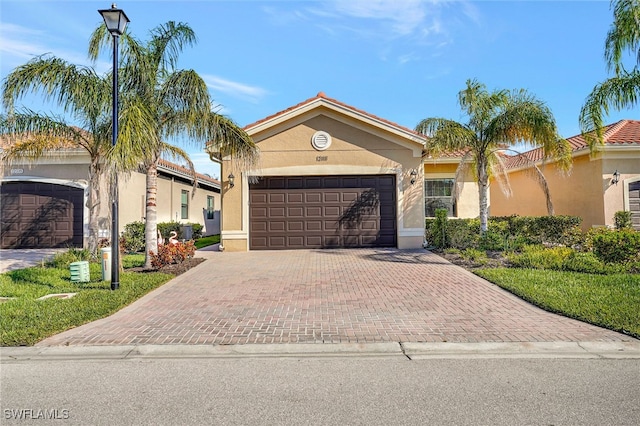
[475,268,640,339]
[0,261,172,346]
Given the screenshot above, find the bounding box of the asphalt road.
[2,356,639,425]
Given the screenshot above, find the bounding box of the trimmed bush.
[157,221,183,240]
[121,221,146,253]
[592,229,640,264]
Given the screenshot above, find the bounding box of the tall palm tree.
[1,56,113,254]
[89,21,258,269]
[580,0,640,145]
[416,79,571,233]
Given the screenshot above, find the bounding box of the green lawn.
[475,268,640,339]
[0,260,172,346]
[194,234,220,249]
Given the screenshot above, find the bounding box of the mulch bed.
[127,257,205,276]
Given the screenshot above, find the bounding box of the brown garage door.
[249,175,396,250]
[1,182,84,249]
[630,181,640,231]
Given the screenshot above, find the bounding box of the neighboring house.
[220,92,426,251]
[490,119,640,230]
[0,149,221,249]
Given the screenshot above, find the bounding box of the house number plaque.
[316,156,328,162]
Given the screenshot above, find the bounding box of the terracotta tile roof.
[503,119,640,169]
[244,92,427,142]
[158,158,220,187]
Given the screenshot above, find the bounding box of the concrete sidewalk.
[36,248,635,347]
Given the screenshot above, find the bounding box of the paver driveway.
[39,248,631,346]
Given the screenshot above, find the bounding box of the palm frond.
[415,117,476,155]
[450,150,474,202]
[579,70,640,150]
[498,148,555,215]
[0,112,92,164]
[161,143,199,195]
[148,22,197,72]
[605,0,640,74]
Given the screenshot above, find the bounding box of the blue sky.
[1,0,636,179]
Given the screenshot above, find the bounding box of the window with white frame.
[424,178,456,217]
[181,190,189,219]
[206,196,215,219]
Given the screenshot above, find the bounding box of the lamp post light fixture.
[228,173,235,188]
[410,169,418,185]
[612,170,621,186]
[99,3,129,290]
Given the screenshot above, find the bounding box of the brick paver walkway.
[38,249,632,346]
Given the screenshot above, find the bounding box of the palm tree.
[416,79,571,233]
[89,21,258,269]
[1,56,113,254]
[580,0,640,145]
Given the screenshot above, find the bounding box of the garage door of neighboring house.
[630,181,640,230]
[249,175,396,250]
[1,182,84,249]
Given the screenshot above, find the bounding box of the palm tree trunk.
[87,157,102,255]
[477,156,490,234]
[144,157,159,269]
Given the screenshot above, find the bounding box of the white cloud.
[201,74,268,104]
[329,0,431,37]
[0,22,110,75]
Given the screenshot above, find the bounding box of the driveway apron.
[38,249,632,346]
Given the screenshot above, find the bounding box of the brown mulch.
[436,250,510,270]
[126,257,205,276]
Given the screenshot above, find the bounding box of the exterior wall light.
[228,173,235,188]
[612,170,621,186]
[410,169,418,185]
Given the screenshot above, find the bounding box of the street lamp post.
[99,4,129,291]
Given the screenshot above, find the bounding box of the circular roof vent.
[311,131,332,151]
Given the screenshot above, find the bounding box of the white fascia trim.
[247,99,426,157]
[248,165,401,177]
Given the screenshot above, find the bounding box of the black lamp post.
[99,3,129,290]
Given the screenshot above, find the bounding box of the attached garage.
[221,93,427,252]
[629,181,640,230]
[249,175,396,249]
[1,181,84,249]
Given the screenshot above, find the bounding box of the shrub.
[447,220,478,250]
[157,221,183,241]
[479,230,505,251]
[149,241,196,269]
[429,208,449,249]
[614,211,633,230]
[462,248,488,265]
[121,221,146,253]
[592,229,640,264]
[562,251,608,274]
[507,245,573,270]
[45,248,91,269]
[189,223,203,239]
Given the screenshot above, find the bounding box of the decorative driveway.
[38,248,632,346]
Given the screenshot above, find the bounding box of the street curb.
[2,341,640,361]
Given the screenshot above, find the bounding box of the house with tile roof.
[219,92,482,251]
[0,146,221,249]
[490,119,640,230]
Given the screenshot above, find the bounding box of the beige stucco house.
[1,151,221,249]
[220,93,427,251]
[491,119,640,230]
